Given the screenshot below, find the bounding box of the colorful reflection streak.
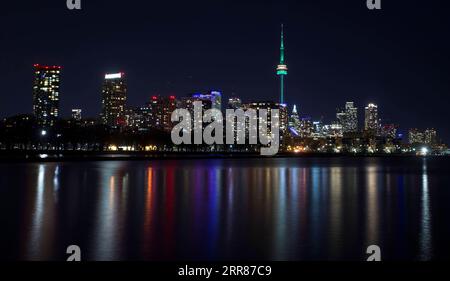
[0,157,447,260]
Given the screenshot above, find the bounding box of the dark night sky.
[1,0,449,142]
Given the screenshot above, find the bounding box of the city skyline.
[1,1,450,143]
[3,1,450,268]
[21,61,447,154]
[25,63,444,146]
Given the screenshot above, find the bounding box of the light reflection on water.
[420,159,431,260]
[1,157,448,261]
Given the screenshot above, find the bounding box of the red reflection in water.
[142,167,153,255]
[163,167,175,258]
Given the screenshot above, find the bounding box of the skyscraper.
[336,110,347,131]
[32,64,61,127]
[364,103,378,132]
[337,102,358,133]
[345,102,358,132]
[289,105,301,132]
[424,128,437,145]
[148,95,177,132]
[101,73,127,127]
[276,24,288,104]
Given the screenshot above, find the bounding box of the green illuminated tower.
[276,24,288,104]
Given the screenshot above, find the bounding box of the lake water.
[1,157,450,261]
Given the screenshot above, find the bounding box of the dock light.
[421,147,429,156]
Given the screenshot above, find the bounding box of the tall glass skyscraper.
[289,104,301,132]
[345,102,358,132]
[101,73,127,127]
[364,103,379,132]
[32,64,61,127]
[337,102,358,133]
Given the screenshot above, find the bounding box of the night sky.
[1,0,449,142]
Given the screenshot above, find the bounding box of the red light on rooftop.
[34,64,62,70]
[169,95,176,100]
[152,96,158,100]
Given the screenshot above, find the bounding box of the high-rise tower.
[276,24,288,104]
[101,73,127,127]
[32,64,61,127]
[364,103,379,132]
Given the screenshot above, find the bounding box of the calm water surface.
[1,157,450,261]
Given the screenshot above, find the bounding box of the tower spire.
[280,24,285,64]
[276,23,288,104]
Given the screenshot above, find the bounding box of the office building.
[101,73,127,127]
[32,64,61,127]
[364,103,379,132]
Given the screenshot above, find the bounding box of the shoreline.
[0,150,447,163]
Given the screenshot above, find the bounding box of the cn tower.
[276,24,288,104]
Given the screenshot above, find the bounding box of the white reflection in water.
[273,167,287,260]
[29,165,46,257]
[52,165,60,203]
[420,159,432,260]
[366,165,379,245]
[91,162,125,260]
[329,167,343,257]
[27,164,57,260]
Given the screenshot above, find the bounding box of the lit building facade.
[409,128,438,145]
[101,73,127,127]
[289,105,301,133]
[32,64,61,127]
[336,110,347,131]
[124,107,142,132]
[424,128,437,145]
[299,117,314,138]
[323,122,343,138]
[226,97,244,144]
[364,103,379,132]
[408,128,424,144]
[380,123,398,139]
[345,102,358,132]
[337,102,358,133]
[242,101,288,143]
[71,109,82,121]
[148,95,177,132]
